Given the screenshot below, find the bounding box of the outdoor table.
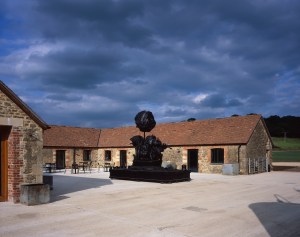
[79,161,88,173]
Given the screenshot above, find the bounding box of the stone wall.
[197,145,239,174]
[98,147,183,169]
[43,148,100,168]
[237,145,247,174]
[161,145,240,174]
[242,119,272,174]
[97,145,241,174]
[42,149,53,163]
[98,148,135,167]
[0,90,44,203]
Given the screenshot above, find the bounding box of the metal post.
[248,158,250,174]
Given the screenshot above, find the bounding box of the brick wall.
[0,90,44,203]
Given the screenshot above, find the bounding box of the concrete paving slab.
[0,170,300,237]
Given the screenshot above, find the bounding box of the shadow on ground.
[273,166,300,172]
[249,195,300,237]
[49,175,113,202]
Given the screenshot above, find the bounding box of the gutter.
[238,145,241,164]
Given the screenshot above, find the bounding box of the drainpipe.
[238,145,241,173]
[73,148,76,164]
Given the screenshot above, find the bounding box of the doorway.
[56,150,66,169]
[0,126,11,202]
[188,149,198,172]
[120,150,127,168]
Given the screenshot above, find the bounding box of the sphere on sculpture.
[134,110,156,132]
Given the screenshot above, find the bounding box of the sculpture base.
[109,167,191,183]
[132,159,162,167]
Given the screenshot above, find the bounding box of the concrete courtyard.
[1,170,299,237]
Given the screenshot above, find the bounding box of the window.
[83,150,91,161]
[105,150,111,161]
[211,148,224,164]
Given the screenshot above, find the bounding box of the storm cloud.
[1,0,299,127]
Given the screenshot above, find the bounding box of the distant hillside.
[264,115,300,138]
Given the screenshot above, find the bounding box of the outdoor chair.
[86,161,92,173]
[98,160,106,172]
[97,161,105,172]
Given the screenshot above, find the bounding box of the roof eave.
[43,145,99,149]
[0,80,49,130]
[168,143,247,147]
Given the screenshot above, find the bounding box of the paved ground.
[1,170,300,237]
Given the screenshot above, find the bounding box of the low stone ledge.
[20,183,50,206]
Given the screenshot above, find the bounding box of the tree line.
[264,115,300,138]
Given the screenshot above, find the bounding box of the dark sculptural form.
[131,135,166,165]
[134,110,156,133]
[110,111,190,183]
[131,111,167,167]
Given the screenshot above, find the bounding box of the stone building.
[44,114,273,175]
[43,126,101,169]
[0,81,49,203]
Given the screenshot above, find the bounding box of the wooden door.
[0,126,10,202]
[120,150,127,167]
[188,149,198,172]
[56,150,66,169]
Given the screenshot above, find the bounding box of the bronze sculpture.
[109,111,190,182]
[131,111,167,167]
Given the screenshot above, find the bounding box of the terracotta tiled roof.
[43,115,263,148]
[99,126,143,148]
[98,114,263,147]
[43,125,101,148]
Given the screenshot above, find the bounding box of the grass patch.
[272,137,300,150]
[272,151,300,162]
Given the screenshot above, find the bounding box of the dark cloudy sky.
[1,0,299,128]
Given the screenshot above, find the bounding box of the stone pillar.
[182,148,187,166]
[8,128,24,203]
